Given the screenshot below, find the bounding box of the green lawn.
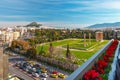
[70,40,108,59]
[36,39,82,53]
[36,38,109,65]
[63,39,98,50]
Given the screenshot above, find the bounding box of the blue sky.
[0,0,120,27]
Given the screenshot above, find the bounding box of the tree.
[49,43,54,56]
[66,44,71,59]
[28,38,35,46]
[11,40,17,48]
[11,40,30,50]
[26,47,37,59]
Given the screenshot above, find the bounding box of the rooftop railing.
[66,40,113,80]
[109,42,120,80]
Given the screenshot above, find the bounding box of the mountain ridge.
[87,22,120,28]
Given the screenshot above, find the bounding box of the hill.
[87,22,120,28]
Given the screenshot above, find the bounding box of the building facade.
[0,48,8,80]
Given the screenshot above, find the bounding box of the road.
[9,53,68,80]
[9,63,34,80]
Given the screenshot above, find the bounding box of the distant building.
[96,31,103,41]
[13,31,20,40]
[0,31,20,41]
[0,29,21,47]
[113,28,120,39]
[14,27,28,36]
[27,27,36,30]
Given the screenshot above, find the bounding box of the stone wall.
[37,56,79,71]
[11,48,79,71]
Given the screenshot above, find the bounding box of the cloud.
[65,0,120,12]
[0,15,46,18]
[0,15,47,22]
[0,0,120,25]
[97,1,120,9]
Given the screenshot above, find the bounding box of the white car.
[41,73,48,78]
[32,68,36,72]
[41,77,46,80]
[27,66,32,69]
[32,72,39,77]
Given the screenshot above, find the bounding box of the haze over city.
[0,0,120,28]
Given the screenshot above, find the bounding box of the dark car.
[28,69,33,74]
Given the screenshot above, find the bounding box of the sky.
[0,0,120,27]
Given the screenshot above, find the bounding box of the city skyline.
[0,0,120,27]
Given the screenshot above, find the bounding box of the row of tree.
[27,29,114,46]
[11,40,72,61]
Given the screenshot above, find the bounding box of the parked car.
[41,73,48,78]
[28,69,33,74]
[58,73,65,78]
[33,64,40,68]
[15,62,20,67]
[23,62,29,68]
[32,72,39,77]
[52,71,58,75]
[19,65,24,69]
[41,69,47,73]
[36,69,41,74]
[41,77,47,80]
[50,74,58,78]
[32,67,36,72]
[27,65,32,70]
[33,64,41,70]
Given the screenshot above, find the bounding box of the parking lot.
[9,52,69,80]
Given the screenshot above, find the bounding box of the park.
[9,29,117,80]
[36,38,109,65]
[10,30,110,72]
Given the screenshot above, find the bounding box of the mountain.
[87,22,120,28]
[26,22,42,27]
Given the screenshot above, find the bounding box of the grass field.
[37,39,82,53]
[63,39,98,50]
[36,38,109,65]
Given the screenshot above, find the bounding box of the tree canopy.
[26,47,37,59]
[11,40,30,50]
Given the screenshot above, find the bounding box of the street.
[9,52,69,80]
[9,63,34,80]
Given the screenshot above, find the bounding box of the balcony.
[66,39,119,80]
